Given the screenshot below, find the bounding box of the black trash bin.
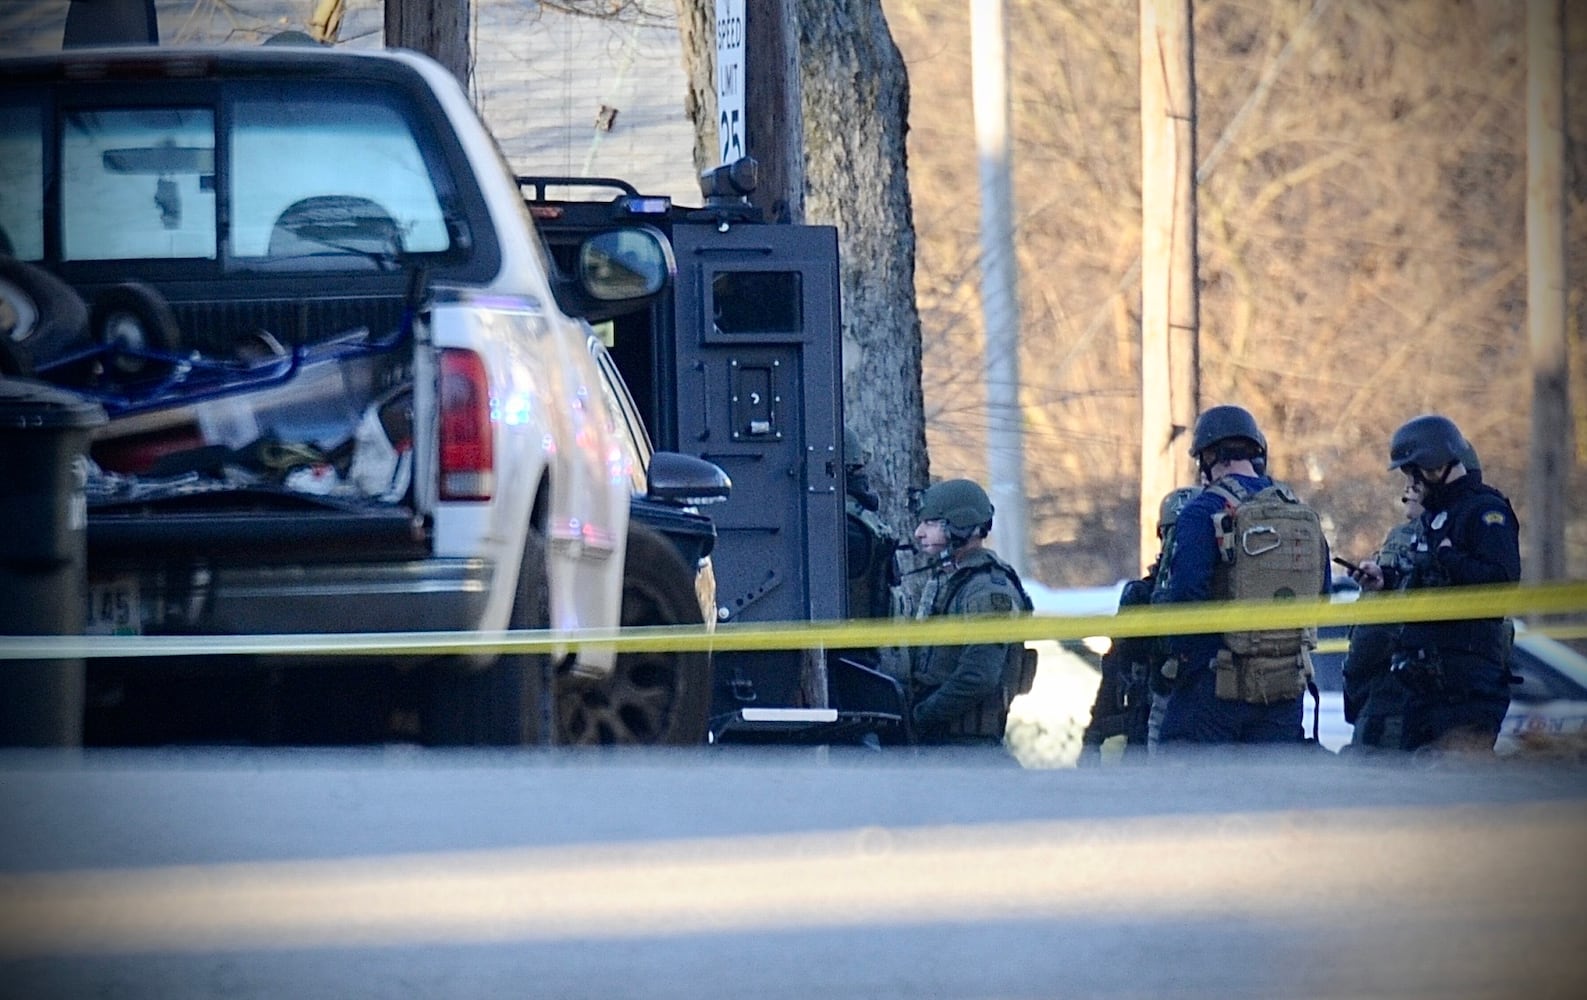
[0,378,107,746]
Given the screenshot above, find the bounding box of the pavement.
[1,747,1584,999]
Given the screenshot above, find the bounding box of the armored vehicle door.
[669,221,844,630]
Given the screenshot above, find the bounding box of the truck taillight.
[439,349,495,501]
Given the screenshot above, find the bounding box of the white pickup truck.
[0,44,728,746]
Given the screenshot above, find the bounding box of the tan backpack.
[1205,479,1325,703]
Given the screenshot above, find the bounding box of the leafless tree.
[891,0,1584,585]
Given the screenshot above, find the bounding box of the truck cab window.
[0,101,44,261]
[230,93,451,267]
[61,108,217,261]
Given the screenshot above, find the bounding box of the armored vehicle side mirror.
[646,451,731,506]
[578,229,670,302]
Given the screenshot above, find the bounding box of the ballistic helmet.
[1457,439,1481,474]
[842,427,865,470]
[1157,486,1203,534]
[1189,405,1267,458]
[917,478,995,532]
[1387,415,1467,472]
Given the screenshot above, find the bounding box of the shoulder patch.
[1482,511,1507,527]
[988,593,1014,612]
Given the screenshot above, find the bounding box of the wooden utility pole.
[386,0,470,87]
[972,0,1028,578]
[744,0,804,223]
[1139,0,1200,571]
[1525,0,1568,582]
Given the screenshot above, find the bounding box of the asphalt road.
[2,747,1585,999]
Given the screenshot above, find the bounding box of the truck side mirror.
[646,451,731,506]
[578,229,670,302]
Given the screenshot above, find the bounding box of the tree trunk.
[675,1,717,177]
[386,0,471,88]
[674,0,930,537]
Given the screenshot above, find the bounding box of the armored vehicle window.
[712,270,802,335]
[0,100,43,260]
[61,108,217,262]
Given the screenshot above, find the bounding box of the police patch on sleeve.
[1482,511,1507,527]
[989,593,1013,612]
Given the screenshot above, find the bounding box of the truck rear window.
[0,101,44,261]
[4,81,457,272]
[62,107,218,262]
[230,95,451,264]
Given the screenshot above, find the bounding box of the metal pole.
[972,0,1028,577]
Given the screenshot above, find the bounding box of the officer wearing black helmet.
[1352,415,1519,753]
[1342,438,1485,752]
[1078,485,1202,763]
[906,478,1033,750]
[1151,404,1327,747]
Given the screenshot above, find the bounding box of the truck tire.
[90,281,182,379]
[421,527,552,746]
[558,523,710,746]
[0,257,90,376]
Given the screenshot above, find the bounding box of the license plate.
[86,576,141,636]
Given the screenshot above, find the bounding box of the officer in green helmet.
[906,478,1034,750]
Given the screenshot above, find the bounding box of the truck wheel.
[0,257,90,376]
[558,523,710,746]
[421,528,552,746]
[90,282,182,379]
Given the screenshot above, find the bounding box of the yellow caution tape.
[1,581,1584,661]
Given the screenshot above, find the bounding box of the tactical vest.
[1398,482,1520,664]
[1205,478,1325,704]
[914,553,1038,737]
[1375,520,1422,584]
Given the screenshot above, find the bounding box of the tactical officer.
[1078,485,1201,764]
[907,478,1033,750]
[835,429,906,740]
[1353,416,1519,753]
[843,427,900,621]
[1341,482,1423,752]
[1151,405,1327,748]
[1343,438,1486,753]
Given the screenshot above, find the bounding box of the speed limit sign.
[715,0,745,165]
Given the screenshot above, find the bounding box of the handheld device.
[1332,555,1362,575]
